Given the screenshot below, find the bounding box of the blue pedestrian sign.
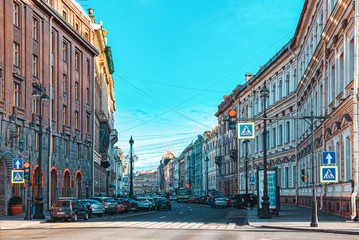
[323,152,336,165]
[12,158,23,170]
[320,166,338,183]
[238,123,255,139]
[11,170,25,183]
[123,177,128,183]
[249,176,255,184]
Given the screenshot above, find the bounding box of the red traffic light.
[24,162,30,168]
[228,109,236,117]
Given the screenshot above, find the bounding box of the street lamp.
[32,83,49,219]
[259,83,271,219]
[243,139,250,194]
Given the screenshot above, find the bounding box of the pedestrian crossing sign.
[238,123,255,139]
[11,170,24,183]
[320,166,338,183]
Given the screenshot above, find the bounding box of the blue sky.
[80,0,305,171]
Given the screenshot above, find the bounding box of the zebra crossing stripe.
[163,222,182,228]
[217,225,227,229]
[153,222,174,228]
[190,222,204,229]
[136,221,158,228]
[180,222,197,229]
[172,222,189,229]
[226,223,236,230]
[208,225,218,229]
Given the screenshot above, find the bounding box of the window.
[86,88,90,104]
[285,167,289,188]
[75,82,79,99]
[75,22,79,31]
[339,53,344,93]
[13,42,20,66]
[51,31,55,53]
[33,18,38,40]
[279,125,283,145]
[278,80,282,100]
[336,142,341,181]
[349,39,354,84]
[62,10,67,21]
[286,122,290,143]
[75,111,79,129]
[344,137,352,181]
[272,85,276,105]
[13,2,19,27]
[86,115,90,133]
[32,98,37,114]
[87,59,90,77]
[64,140,68,156]
[285,74,290,96]
[14,82,20,107]
[292,166,296,188]
[35,131,39,150]
[76,143,80,159]
[75,52,79,70]
[33,55,38,77]
[331,64,335,102]
[63,74,67,93]
[16,125,21,143]
[272,128,276,147]
[63,42,67,62]
[277,168,281,187]
[63,105,67,125]
[52,136,55,153]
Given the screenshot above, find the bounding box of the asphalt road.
[0,202,357,240]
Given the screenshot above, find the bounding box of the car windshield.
[105,199,116,203]
[216,198,226,201]
[53,201,70,207]
[80,201,90,205]
[136,198,148,201]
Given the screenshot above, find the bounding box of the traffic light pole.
[237,112,330,227]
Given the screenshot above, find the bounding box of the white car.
[136,197,154,211]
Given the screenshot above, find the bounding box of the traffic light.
[228,109,237,130]
[24,162,30,179]
[301,169,305,182]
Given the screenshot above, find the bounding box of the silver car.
[80,199,105,217]
[214,198,228,208]
[90,197,117,215]
[136,197,154,211]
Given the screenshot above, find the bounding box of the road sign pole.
[310,112,318,227]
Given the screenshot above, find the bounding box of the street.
[1,202,357,240]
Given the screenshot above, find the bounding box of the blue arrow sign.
[238,123,255,139]
[123,177,128,183]
[323,152,336,165]
[11,170,24,183]
[320,166,338,183]
[249,176,255,183]
[12,158,23,170]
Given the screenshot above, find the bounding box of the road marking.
[189,209,193,211]
[179,212,183,214]
[208,225,218,229]
[160,216,166,219]
[163,222,182,228]
[226,223,236,229]
[190,222,204,229]
[217,224,227,229]
[172,222,189,229]
[181,222,197,229]
[153,222,173,228]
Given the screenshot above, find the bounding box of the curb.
[252,224,359,235]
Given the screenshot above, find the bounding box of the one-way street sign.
[323,152,336,165]
[320,166,338,183]
[12,158,23,170]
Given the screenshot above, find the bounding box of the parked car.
[187,196,196,203]
[136,197,154,211]
[50,198,89,222]
[156,197,172,211]
[117,203,125,214]
[169,195,177,201]
[79,199,105,218]
[230,195,245,208]
[117,198,130,213]
[90,197,117,215]
[213,197,228,208]
[199,195,208,204]
[128,198,139,212]
[241,193,257,207]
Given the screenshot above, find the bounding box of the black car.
[156,197,172,211]
[50,198,89,222]
[230,195,245,208]
[128,198,139,212]
[242,193,257,207]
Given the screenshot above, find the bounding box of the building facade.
[133,170,158,196]
[0,0,99,215]
[202,128,218,194]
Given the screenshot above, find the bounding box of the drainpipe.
[48,16,53,211]
[91,58,96,197]
[351,0,359,221]
[288,46,299,205]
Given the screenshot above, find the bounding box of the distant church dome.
[162,145,175,163]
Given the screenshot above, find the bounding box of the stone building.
[88,9,117,196]
[0,0,99,215]
[133,170,158,196]
[114,147,126,196]
[202,128,218,194]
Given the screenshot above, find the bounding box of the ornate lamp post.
[32,83,49,219]
[259,83,271,219]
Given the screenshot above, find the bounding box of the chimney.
[245,73,253,82]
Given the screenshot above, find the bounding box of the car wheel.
[84,213,89,221]
[71,213,77,222]
[97,214,102,217]
[64,218,68,222]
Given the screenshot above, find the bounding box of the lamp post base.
[259,201,272,219]
[310,222,319,227]
[33,196,45,219]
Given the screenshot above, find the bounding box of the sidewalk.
[247,204,359,235]
[0,212,50,230]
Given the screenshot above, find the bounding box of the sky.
[79,0,305,171]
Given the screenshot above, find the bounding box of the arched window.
[272,84,276,105]
[278,79,282,100]
[293,68,297,90]
[285,73,290,95]
[255,96,259,115]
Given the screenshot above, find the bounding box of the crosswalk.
[43,221,240,230]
